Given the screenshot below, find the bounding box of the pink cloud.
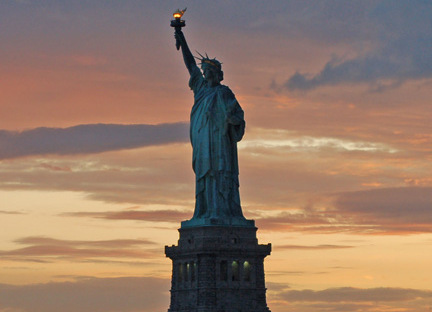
[256,187,432,235]
[0,277,169,312]
[0,236,157,260]
[64,210,191,223]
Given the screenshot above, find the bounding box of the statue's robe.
[189,67,245,219]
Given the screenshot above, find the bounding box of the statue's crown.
[195,51,222,71]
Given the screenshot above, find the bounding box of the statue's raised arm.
[174,29,198,76]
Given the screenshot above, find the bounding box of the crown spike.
[195,50,205,59]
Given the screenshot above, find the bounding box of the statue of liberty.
[174,27,252,227]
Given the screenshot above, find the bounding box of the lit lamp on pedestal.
[170,8,187,50]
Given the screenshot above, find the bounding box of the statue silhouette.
[174,29,251,226]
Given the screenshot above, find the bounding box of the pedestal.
[165,224,271,312]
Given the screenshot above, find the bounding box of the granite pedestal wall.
[165,225,271,312]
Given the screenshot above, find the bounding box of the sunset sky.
[1,1,432,311]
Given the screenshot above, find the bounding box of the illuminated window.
[243,261,251,281]
[191,261,195,281]
[232,261,239,281]
[220,261,228,281]
[185,263,189,281]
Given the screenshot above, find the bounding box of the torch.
[171,8,187,50]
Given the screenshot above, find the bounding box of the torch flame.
[173,8,187,19]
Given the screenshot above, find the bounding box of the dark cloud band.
[0,122,189,159]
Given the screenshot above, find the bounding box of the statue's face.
[203,66,220,85]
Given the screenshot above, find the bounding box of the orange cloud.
[0,210,23,215]
[269,286,432,312]
[277,287,432,302]
[275,244,354,250]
